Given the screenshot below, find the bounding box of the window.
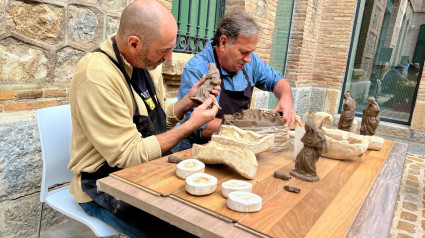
[171,0,226,53]
[269,0,295,75]
[342,0,423,124]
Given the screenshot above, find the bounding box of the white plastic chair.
[36,104,120,237]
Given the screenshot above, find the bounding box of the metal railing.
[173,0,226,53]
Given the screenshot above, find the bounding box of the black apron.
[214,48,253,118]
[80,39,169,229]
[182,48,254,149]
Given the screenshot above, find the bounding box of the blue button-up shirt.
[176,39,284,150]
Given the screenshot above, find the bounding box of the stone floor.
[37,140,425,238]
[389,153,425,238]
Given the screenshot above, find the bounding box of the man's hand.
[157,96,218,154]
[272,78,302,129]
[188,96,219,128]
[174,76,220,118]
[187,75,221,100]
[272,101,302,129]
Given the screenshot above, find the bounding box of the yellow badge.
[144,98,155,111]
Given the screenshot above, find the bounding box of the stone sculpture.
[312,112,334,129]
[211,125,274,154]
[222,109,290,151]
[290,122,327,182]
[311,112,384,160]
[338,91,356,132]
[360,97,380,136]
[192,141,258,179]
[191,63,220,104]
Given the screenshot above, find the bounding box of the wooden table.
[98,140,407,238]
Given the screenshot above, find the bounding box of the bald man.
[68,1,217,237]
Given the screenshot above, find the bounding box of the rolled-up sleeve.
[251,54,284,92]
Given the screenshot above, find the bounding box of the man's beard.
[137,48,165,70]
[143,58,165,70]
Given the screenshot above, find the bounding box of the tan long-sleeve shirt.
[68,35,182,203]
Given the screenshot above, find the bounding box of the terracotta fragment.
[167,155,183,163]
[192,141,258,179]
[311,112,384,160]
[222,109,290,152]
[284,185,300,194]
[211,125,274,154]
[320,126,384,151]
[273,171,291,180]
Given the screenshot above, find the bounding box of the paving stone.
[398,233,414,238]
[406,180,420,188]
[407,174,418,182]
[401,211,418,222]
[405,186,419,195]
[405,194,419,203]
[403,202,418,211]
[398,221,416,233]
[409,169,420,175]
[409,157,424,163]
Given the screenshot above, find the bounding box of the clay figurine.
[167,155,183,163]
[191,63,220,104]
[338,91,356,132]
[284,185,300,194]
[360,97,380,136]
[273,171,291,180]
[290,121,327,182]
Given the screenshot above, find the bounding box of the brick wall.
[285,0,356,90]
[285,0,323,87]
[312,0,358,89]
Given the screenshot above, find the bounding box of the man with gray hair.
[177,10,301,150]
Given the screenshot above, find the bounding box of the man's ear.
[128,35,142,53]
[218,35,228,50]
